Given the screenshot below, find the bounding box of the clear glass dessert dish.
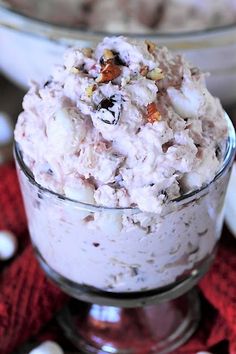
[0,0,236,106]
[14,115,235,354]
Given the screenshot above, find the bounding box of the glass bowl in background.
[14,115,235,354]
[0,0,236,106]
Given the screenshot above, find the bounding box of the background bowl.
[0,1,236,106]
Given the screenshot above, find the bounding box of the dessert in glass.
[14,37,235,353]
[4,0,236,32]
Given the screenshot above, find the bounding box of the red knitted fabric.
[0,162,235,354]
[0,164,67,354]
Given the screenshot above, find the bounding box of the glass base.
[58,289,200,354]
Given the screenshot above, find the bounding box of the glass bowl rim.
[1,0,236,39]
[14,113,235,212]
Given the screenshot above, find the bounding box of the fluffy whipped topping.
[15,36,227,212]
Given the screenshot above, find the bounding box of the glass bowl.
[0,0,236,106]
[14,115,235,354]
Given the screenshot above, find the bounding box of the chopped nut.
[140,66,149,77]
[96,62,121,83]
[85,84,97,98]
[82,47,93,58]
[103,49,115,61]
[101,50,125,66]
[145,40,157,54]
[147,67,164,81]
[70,67,80,74]
[146,102,161,123]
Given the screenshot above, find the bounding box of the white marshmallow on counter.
[0,230,18,261]
[0,112,13,145]
[29,341,64,354]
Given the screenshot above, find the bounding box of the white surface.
[0,230,17,260]
[225,162,236,237]
[29,341,64,354]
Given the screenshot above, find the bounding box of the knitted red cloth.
[0,162,235,354]
[0,163,67,354]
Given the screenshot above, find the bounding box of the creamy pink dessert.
[87,0,236,33]
[15,37,230,292]
[6,0,236,32]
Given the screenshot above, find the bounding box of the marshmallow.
[196,352,213,354]
[0,231,18,261]
[29,341,64,354]
[0,112,13,145]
